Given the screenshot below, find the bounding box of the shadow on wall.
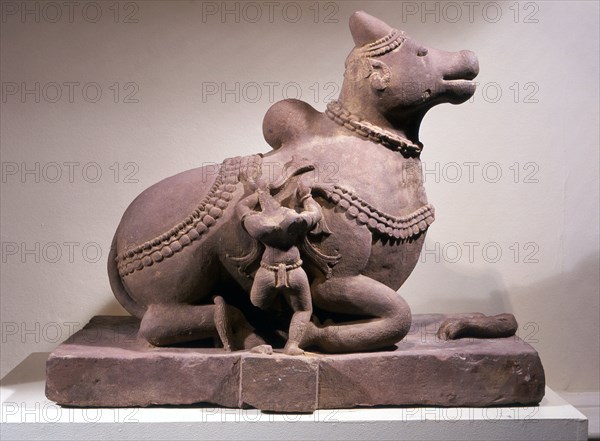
[409,244,599,391]
[406,239,513,315]
[95,297,130,317]
[0,353,48,386]
[507,251,600,391]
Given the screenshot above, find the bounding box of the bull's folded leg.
[139,302,266,349]
[304,274,412,353]
[139,303,216,346]
[436,313,518,340]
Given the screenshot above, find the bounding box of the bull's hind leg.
[437,313,518,340]
[304,275,411,353]
[139,300,266,349]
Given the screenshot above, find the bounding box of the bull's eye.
[417,48,428,57]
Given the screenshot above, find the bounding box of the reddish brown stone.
[45,314,544,411]
[318,337,545,408]
[45,316,241,408]
[240,355,318,412]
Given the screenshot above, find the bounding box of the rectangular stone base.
[45,314,545,412]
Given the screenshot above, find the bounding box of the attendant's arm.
[297,183,322,229]
[236,192,259,224]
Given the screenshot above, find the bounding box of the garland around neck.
[325,100,423,156]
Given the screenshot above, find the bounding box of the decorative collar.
[325,101,422,156]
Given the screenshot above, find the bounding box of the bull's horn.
[349,11,393,48]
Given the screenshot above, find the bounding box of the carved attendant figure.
[236,179,321,355]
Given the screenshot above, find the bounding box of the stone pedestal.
[45,314,545,412]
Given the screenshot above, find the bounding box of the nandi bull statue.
[108,11,518,354]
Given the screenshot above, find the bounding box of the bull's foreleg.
[139,300,266,349]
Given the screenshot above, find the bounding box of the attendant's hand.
[296,181,312,202]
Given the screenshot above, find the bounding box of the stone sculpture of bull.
[108,11,516,353]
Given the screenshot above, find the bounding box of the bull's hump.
[117,167,215,248]
[263,99,320,150]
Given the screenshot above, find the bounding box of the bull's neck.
[326,99,423,156]
[336,90,423,146]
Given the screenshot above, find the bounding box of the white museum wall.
[1,0,598,399]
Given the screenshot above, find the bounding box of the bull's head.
[339,11,479,144]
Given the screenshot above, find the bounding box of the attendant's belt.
[260,259,303,288]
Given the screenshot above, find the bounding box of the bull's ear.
[368,59,391,91]
[345,57,372,81]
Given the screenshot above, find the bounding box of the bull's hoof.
[250,344,273,354]
[437,318,469,340]
[284,344,305,356]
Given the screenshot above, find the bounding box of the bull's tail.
[108,233,146,319]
